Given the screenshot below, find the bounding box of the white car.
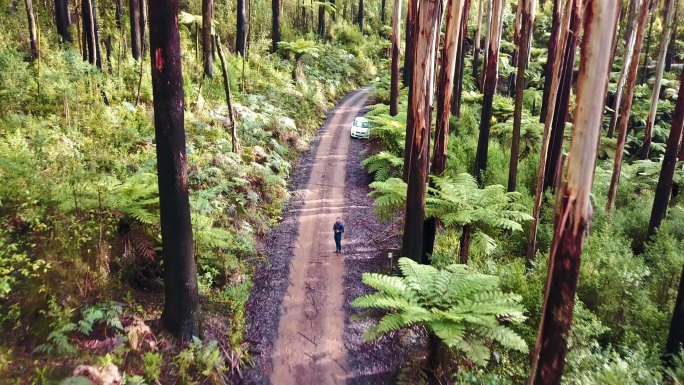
[350,117,370,139]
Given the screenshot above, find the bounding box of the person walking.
[333,217,345,253]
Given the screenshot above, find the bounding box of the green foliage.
[352,258,528,366]
[142,352,163,382]
[361,151,403,182]
[175,337,226,380]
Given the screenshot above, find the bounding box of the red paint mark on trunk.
[155,48,165,71]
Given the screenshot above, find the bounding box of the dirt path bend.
[243,87,404,385]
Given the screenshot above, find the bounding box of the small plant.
[142,352,162,383]
[352,258,528,366]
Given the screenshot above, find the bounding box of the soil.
[242,88,407,384]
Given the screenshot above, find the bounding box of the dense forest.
[2,0,684,382]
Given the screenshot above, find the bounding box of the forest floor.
[241,87,408,384]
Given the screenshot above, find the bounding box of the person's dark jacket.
[333,221,345,235]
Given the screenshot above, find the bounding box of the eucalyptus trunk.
[606,0,651,211]
[539,0,562,123]
[389,0,402,116]
[149,0,200,339]
[640,0,675,159]
[451,0,471,116]
[474,0,503,186]
[508,0,536,192]
[607,0,641,138]
[526,0,575,264]
[481,0,494,90]
[55,0,72,43]
[25,0,39,60]
[641,0,659,84]
[272,0,280,52]
[358,0,364,32]
[381,0,386,23]
[665,0,680,71]
[424,0,466,257]
[401,0,442,264]
[665,262,684,366]
[472,0,484,86]
[82,0,102,68]
[130,0,141,60]
[402,0,417,87]
[318,0,326,38]
[236,0,247,56]
[202,0,213,78]
[529,3,618,383]
[648,67,684,237]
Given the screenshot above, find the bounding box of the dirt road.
[243,88,404,385]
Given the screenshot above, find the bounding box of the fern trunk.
[539,0,561,123]
[202,0,213,78]
[647,66,684,237]
[526,0,575,264]
[389,0,401,116]
[529,2,618,382]
[459,225,471,264]
[474,0,503,186]
[606,0,651,211]
[640,0,675,159]
[543,0,580,192]
[508,0,536,192]
[149,0,200,339]
[401,0,442,264]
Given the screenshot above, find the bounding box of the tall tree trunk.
[381,0,386,23]
[82,0,102,68]
[665,263,684,365]
[202,0,213,78]
[450,0,471,116]
[25,0,39,60]
[474,0,503,186]
[358,0,364,32]
[140,0,148,55]
[641,0,659,84]
[402,0,417,87]
[318,0,326,38]
[529,3,618,383]
[424,0,466,258]
[665,0,680,71]
[215,35,240,154]
[648,66,684,236]
[472,0,484,85]
[389,0,402,116]
[130,0,141,60]
[641,0,675,159]
[55,0,72,43]
[149,0,200,339]
[607,0,641,138]
[543,2,580,191]
[236,0,246,57]
[606,0,651,211]
[508,0,536,192]
[526,0,575,264]
[539,0,562,123]
[272,0,280,52]
[330,0,336,21]
[481,0,494,90]
[401,0,442,264]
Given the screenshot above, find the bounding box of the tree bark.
[25,0,39,60]
[401,0,442,264]
[529,3,618,383]
[202,0,213,78]
[606,0,651,211]
[82,0,102,68]
[665,263,684,365]
[539,0,562,123]
[389,0,402,116]
[140,0,148,55]
[318,0,326,38]
[215,35,240,154]
[149,0,200,339]
[543,2,580,192]
[526,0,575,264]
[115,0,123,28]
[508,0,536,192]
[55,0,72,43]
[641,0,659,84]
[236,0,247,57]
[459,225,471,264]
[450,0,471,116]
[402,0,417,87]
[665,0,680,72]
[640,0,675,159]
[648,67,684,237]
[358,0,364,32]
[481,0,493,90]
[472,0,484,86]
[474,0,503,186]
[271,0,280,52]
[424,0,466,258]
[607,0,641,138]
[130,0,141,60]
[381,0,386,23]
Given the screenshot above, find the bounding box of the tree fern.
[361,151,403,182]
[352,258,528,366]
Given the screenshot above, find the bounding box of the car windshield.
[354,120,369,128]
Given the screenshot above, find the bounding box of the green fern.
[361,151,403,182]
[352,258,527,367]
